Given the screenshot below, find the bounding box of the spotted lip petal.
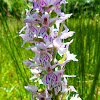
[19,21,38,47]
[26,42,53,67]
[42,68,65,95]
[39,51,52,66]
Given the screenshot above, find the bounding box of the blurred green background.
[0,0,100,100]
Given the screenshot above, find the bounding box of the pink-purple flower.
[20,0,81,100]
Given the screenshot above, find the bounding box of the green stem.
[58,21,65,36]
[52,88,56,100]
[52,88,60,100]
[51,46,59,99]
[51,46,57,65]
[55,95,60,100]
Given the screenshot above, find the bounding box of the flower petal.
[24,85,38,93]
[60,31,75,39]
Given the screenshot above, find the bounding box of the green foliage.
[0,0,28,19]
[10,0,27,19]
[0,0,8,16]
[65,18,100,100]
[62,0,100,19]
[0,0,100,19]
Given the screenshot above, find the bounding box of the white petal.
[70,94,82,100]
[22,61,32,66]
[60,0,68,4]
[24,85,38,93]
[58,48,66,56]
[19,26,27,34]
[68,86,77,93]
[61,31,75,39]
[30,69,41,74]
[64,77,67,85]
[67,53,78,61]
[21,38,30,47]
[61,83,67,92]
[29,76,37,80]
[56,14,72,24]
[28,63,39,68]
[63,75,76,77]
[39,79,43,84]
[19,34,28,40]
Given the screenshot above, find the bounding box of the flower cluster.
[20,0,82,100]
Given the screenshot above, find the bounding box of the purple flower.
[19,24,38,47]
[20,0,82,99]
[42,64,66,95]
[24,85,52,100]
[29,0,68,15]
[25,42,52,67]
[45,0,68,16]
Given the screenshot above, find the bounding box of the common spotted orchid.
[20,0,82,100]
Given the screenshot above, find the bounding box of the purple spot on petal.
[31,33,33,35]
[46,74,51,84]
[40,59,41,63]
[61,85,62,91]
[46,76,49,84]
[55,86,58,93]
[51,73,57,81]
[43,60,47,66]
[51,84,53,88]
